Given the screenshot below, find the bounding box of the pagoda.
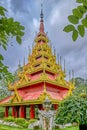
[0,7,75,119]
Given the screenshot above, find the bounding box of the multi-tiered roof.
[0,7,75,107]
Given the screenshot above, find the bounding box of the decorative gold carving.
[10,86,22,103]
[38,91,52,102]
[40,71,48,81]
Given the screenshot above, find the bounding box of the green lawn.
[0,125,28,130]
[0,124,79,130]
[58,126,79,130]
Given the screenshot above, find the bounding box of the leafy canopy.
[0,6,25,81]
[63,0,87,41]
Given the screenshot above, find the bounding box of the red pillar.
[24,106,26,118]
[5,106,9,117]
[30,105,35,119]
[54,104,58,110]
[20,106,26,118]
[12,106,15,117]
[15,106,19,118]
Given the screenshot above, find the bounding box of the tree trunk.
[79,124,87,130]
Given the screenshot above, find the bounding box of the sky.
[0,0,87,80]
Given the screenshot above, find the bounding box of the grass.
[58,126,79,130]
[0,124,79,130]
[0,124,29,130]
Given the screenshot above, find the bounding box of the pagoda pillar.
[30,105,35,119]
[53,104,58,110]
[20,106,26,118]
[12,106,15,117]
[5,106,9,117]
[15,106,19,118]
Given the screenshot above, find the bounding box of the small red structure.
[0,8,75,119]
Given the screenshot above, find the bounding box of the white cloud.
[50,7,60,25]
[32,18,39,30]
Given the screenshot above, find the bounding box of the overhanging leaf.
[82,18,87,28]
[72,29,78,41]
[78,6,86,14]
[63,25,75,32]
[16,35,22,44]
[72,8,83,19]
[78,25,85,37]
[0,6,7,16]
[68,15,79,24]
[0,54,4,60]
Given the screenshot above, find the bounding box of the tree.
[0,6,25,81]
[63,0,87,41]
[55,85,87,130]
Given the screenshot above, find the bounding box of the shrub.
[55,96,87,125]
[0,112,4,118]
[15,118,28,128]
[4,116,15,122]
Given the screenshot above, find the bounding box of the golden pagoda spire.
[34,4,49,44]
[53,46,56,56]
[57,53,60,64]
[17,60,21,73]
[60,56,62,65]
[39,4,44,33]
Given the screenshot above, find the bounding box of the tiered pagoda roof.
[0,7,75,107]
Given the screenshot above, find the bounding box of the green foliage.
[0,58,14,82]
[0,125,79,130]
[72,30,78,41]
[53,126,79,130]
[0,6,25,81]
[55,85,87,125]
[82,18,87,27]
[55,96,87,125]
[74,77,85,87]
[68,15,79,24]
[0,72,15,100]
[77,25,85,37]
[4,116,15,122]
[63,25,75,32]
[0,124,29,130]
[64,0,87,41]
[15,118,28,128]
[0,107,4,119]
[4,117,29,128]
[3,117,38,128]
[0,112,4,119]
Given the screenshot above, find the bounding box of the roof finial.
[39,3,44,33]
[18,60,21,71]
[40,3,43,22]
[69,70,71,81]
[23,57,25,66]
[64,59,66,73]
[72,70,75,85]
